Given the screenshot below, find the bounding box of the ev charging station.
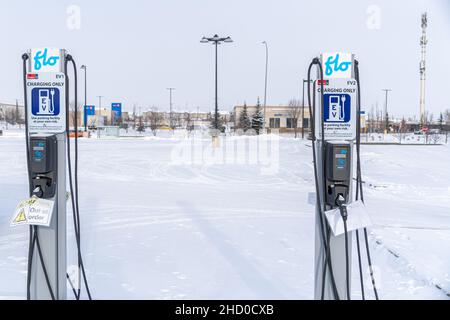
[308,53,377,300]
[15,48,91,300]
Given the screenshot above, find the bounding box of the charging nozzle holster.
[29,135,57,199]
[324,141,351,209]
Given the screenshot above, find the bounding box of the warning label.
[315,78,357,141]
[26,72,66,134]
[10,197,54,227]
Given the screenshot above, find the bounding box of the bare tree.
[429,133,441,145]
[145,107,163,136]
[69,101,82,133]
[288,99,302,138]
[185,112,194,134]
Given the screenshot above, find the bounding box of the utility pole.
[200,34,233,130]
[262,41,269,132]
[419,12,428,127]
[382,89,392,133]
[81,65,87,131]
[302,80,312,139]
[167,88,175,130]
[97,95,104,125]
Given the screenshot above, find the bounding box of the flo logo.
[323,53,352,78]
[32,48,60,72]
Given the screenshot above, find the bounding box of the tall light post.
[262,41,269,131]
[97,95,104,125]
[301,79,312,139]
[382,89,392,132]
[80,65,87,131]
[419,13,428,127]
[200,34,233,130]
[167,87,175,129]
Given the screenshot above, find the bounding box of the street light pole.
[167,88,175,130]
[81,65,87,131]
[215,42,218,130]
[200,34,233,130]
[301,79,311,139]
[382,89,392,132]
[97,95,104,125]
[262,41,268,132]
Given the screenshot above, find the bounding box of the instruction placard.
[314,78,357,141]
[10,197,54,227]
[26,72,66,134]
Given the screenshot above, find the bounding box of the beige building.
[233,105,311,133]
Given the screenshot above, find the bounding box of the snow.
[0,132,449,300]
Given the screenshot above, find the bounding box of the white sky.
[0,0,449,119]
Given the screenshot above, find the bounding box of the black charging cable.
[65,54,92,300]
[336,195,351,300]
[354,60,379,300]
[307,58,340,300]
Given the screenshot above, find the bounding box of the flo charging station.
[308,53,378,300]
[12,48,91,300]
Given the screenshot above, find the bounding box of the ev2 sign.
[322,52,353,79]
[31,48,62,73]
[315,78,357,141]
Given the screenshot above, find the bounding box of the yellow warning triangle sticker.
[14,209,27,223]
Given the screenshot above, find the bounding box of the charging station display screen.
[335,149,347,170]
[32,142,45,162]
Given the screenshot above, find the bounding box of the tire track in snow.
[373,236,450,298]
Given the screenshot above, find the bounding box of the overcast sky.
[0,0,449,119]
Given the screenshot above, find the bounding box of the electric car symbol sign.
[31,88,60,116]
[315,78,357,141]
[324,94,351,123]
[26,73,66,134]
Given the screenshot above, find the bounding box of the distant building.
[233,105,311,133]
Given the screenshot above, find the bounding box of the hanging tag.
[10,196,54,227]
[325,200,372,236]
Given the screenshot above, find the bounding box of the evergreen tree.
[251,98,264,135]
[438,113,444,131]
[239,103,252,132]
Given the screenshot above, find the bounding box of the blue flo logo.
[33,48,60,71]
[31,88,60,116]
[324,53,352,77]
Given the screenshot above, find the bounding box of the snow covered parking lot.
[0,134,449,299]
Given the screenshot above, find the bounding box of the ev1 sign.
[26,73,66,134]
[315,78,357,141]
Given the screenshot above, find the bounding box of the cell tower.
[419,12,428,126]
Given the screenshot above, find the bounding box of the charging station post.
[311,53,358,300]
[23,48,67,300]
